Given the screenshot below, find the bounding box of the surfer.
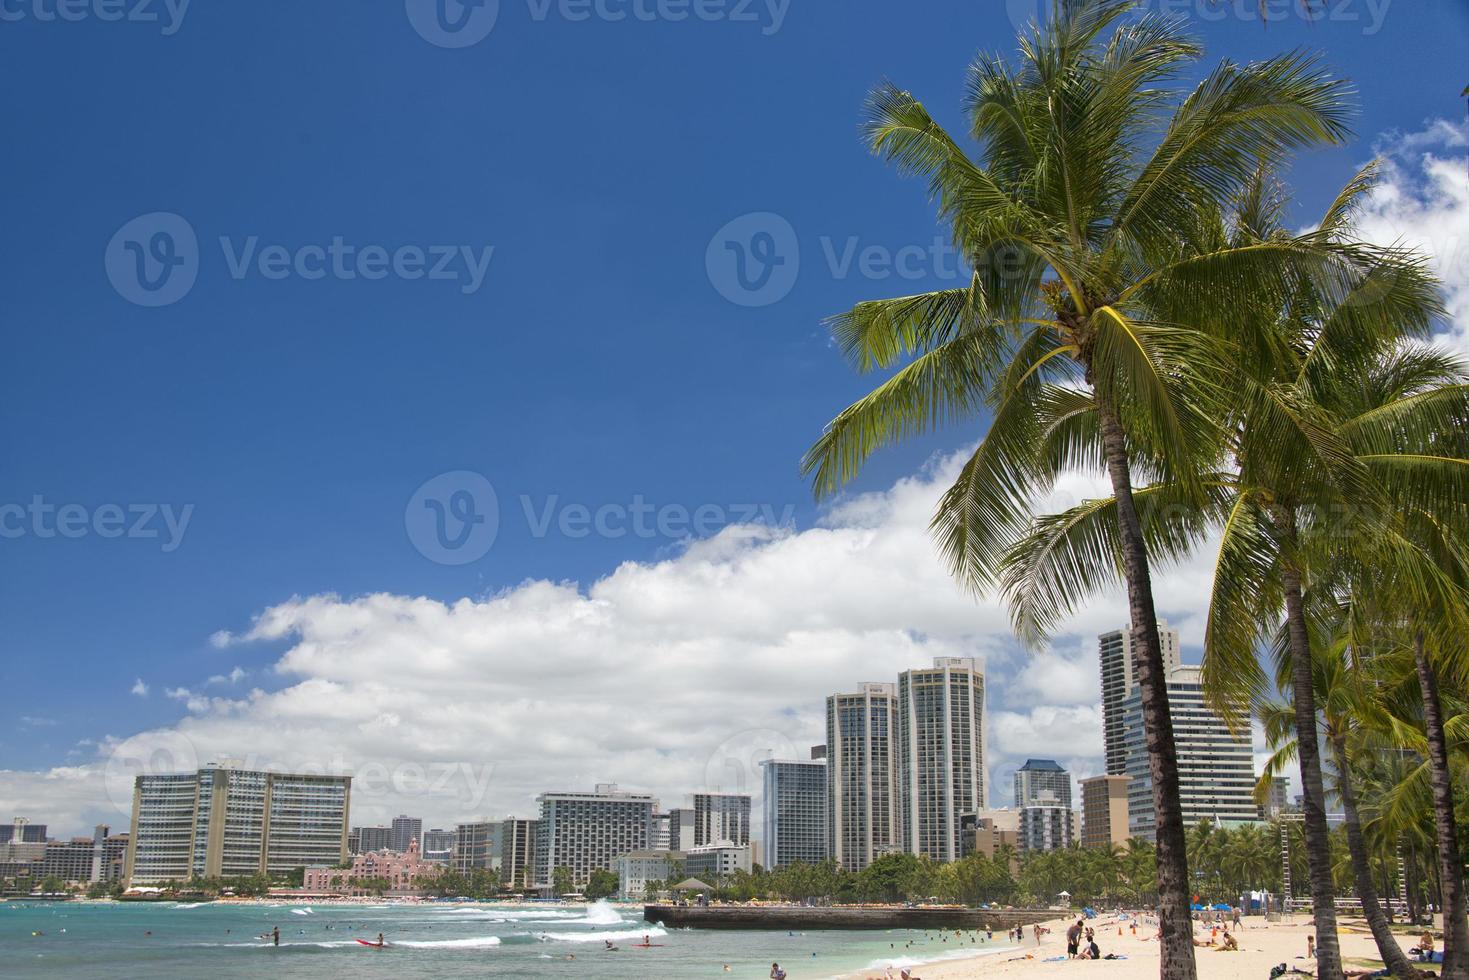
[604,939,618,951]
[376,932,385,946]
[272,926,280,946]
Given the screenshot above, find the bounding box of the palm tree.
[1255,612,1418,978]
[802,4,1359,975]
[996,157,1447,977]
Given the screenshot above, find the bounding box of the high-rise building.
[422,827,454,864]
[759,759,828,868]
[389,814,422,853]
[826,682,900,872]
[897,657,987,862]
[500,818,537,889]
[1013,759,1072,809]
[1019,800,1073,852]
[692,793,751,847]
[533,785,656,892]
[1099,621,1182,775]
[124,764,350,885]
[0,818,47,843]
[1079,774,1132,848]
[1122,664,1258,835]
[1262,776,1291,819]
[650,812,672,850]
[352,825,392,854]
[666,808,695,851]
[453,821,502,872]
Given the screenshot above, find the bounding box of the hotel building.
[692,793,751,847]
[500,818,538,889]
[389,814,422,853]
[897,658,988,862]
[1079,774,1132,848]
[533,785,655,892]
[1018,799,1073,852]
[1121,664,1258,834]
[422,827,454,864]
[351,825,392,854]
[613,849,684,900]
[1099,621,1181,775]
[124,765,350,885]
[826,682,901,872]
[453,820,502,872]
[1013,758,1071,810]
[759,758,828,868]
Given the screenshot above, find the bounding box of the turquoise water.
[2,900,1020,978]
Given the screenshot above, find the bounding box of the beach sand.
[843,913,1404,979]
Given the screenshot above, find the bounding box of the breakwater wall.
[643,904,1062,931]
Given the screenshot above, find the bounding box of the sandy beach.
[843,913,1412,979]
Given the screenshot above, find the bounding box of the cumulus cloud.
[1354,118,1469,357]
[130,679,149,697]
[0,447,1238,837]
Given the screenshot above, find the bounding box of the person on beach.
[1219,930,1238,952]
[1067,919,1083,958]
[1232,906,1242,929]
[770,962,787,979]
[1307,934,1316,959]
[1416,931,1435,962]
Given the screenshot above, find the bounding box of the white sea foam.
[393,935,503,949]
[173,902,206,909]
[537,925,668,944]
[290,908,314,915]
[580,900,625,926]
[860,945,1016,971]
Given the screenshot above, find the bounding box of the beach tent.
[1212,903,1232,911]
[672,878,714,894]
[1190,903,1206,911]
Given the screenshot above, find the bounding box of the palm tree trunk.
[1414,631,1469,978]
[1330,733,1417,978]
[1095,396,1197,980]
[1277,529,1344,980]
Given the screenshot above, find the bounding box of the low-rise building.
[303,838,439,896]
[612,849,684,900]
[684,844,751,881]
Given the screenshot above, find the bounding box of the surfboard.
[356,939,386,948]
[631,943,665,947]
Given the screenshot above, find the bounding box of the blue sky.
[3,1,1468,828]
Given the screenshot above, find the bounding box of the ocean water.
[1,899,1022,978]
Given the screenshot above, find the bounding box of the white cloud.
[130,679,149,697]
[1355,119,1469,358]
[0,447,1234,838]
[207,667,247,686]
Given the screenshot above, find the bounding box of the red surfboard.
[356,939,386,948]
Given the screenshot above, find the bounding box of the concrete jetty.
[643,904,1062,931]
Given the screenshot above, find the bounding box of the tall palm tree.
[1256,612,1418,978]
[993,164,1448,980]
[802,4,1358,975]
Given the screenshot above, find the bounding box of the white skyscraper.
[826,682,901,871]
[760,758,828,868]
[1122,664,1258,834]
[692,793,751,847]
[1099,621,1182,775]
[897,657,987,862]
[533,784,656,891]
